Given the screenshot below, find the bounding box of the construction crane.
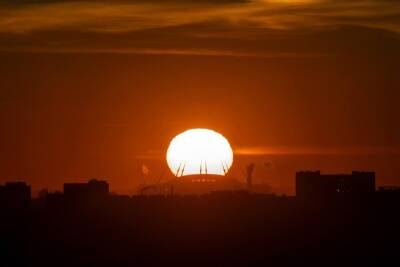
[138,168,167,196]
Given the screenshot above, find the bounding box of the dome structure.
[172,174,243,194]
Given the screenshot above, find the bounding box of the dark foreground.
[1,193,399,267]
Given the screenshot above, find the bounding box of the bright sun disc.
[166,129,233,177]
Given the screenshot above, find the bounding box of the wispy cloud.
[235,146,400,156]
[0,0,399,55]
[131,146,400,160]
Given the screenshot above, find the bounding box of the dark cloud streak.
[0,0,250,5]
[0,0,399,56]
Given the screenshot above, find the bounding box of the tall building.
[296,171,375,198]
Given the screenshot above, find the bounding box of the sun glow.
[166,129,233,177]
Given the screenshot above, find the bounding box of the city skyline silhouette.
[1,170,400,266]
[1,0,400,266]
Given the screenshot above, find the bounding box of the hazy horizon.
[1,0,399,194]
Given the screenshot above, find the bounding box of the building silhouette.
[63,179,109,203]
[296,171,375,198]
[0,182,31,209]
[2,171,400,267]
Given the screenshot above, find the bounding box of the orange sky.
[0,0,399,194]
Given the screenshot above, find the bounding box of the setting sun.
[166,129,233,177]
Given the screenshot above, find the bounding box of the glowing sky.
[0,0,399,194]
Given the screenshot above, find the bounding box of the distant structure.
[64,179,109,202]
[176,174,242,194]
[296,171,375,198]
[377,186,400,192]
[376,186,400,197]
[246,164,255,192]
[138,174,244,195]
[0,182,31,209]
